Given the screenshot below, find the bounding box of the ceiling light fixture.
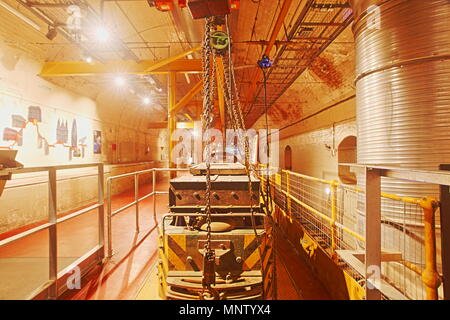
[115,76,126,86]
[46,26,58,41]
[95,26,110,42]
[83,55,93,63]
[143,97,151,105]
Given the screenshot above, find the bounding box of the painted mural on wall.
[1,105,87,160]
[0,92,94,165]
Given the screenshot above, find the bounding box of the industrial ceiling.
[0,0,356,128]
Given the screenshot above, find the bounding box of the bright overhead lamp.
[95,26,110,42]
[84,55,93,64]
[143,97,151,105]
[114,76,126,86]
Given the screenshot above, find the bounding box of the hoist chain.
[200,16,217,298]
[221,39,257,233]
[223,17,276,299]
[199,15,275,300]
[220,18,270,290]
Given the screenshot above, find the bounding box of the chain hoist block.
[210,30,230,53]
[187,0,232,19]
[148,0,174,11]
[156,15,275,300]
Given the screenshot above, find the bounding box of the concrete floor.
[1,180,330,300]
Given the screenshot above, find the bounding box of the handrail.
[258,163,440,300]
[0,162,103,176]
[0,163,105,300]
[105,167,189,257]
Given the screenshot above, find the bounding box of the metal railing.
[258,164,443,300]
[0,163,105,300]
[105,167,189,258]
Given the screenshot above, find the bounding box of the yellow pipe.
[338,223,366,243]
[184,113,193,122]
[168,72,177,178]
[280,167,424,205]
[283,190,333,224]
[399,260,423,276]
[330,180,338,259]
[259,164,433,281]
[282,169,334,185]
[420,197,441,300]
[344,185,422,205]
[216,57,226,130]
[286,171,292,223]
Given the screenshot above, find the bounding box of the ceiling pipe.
[0,0,41,30]
[17,0,141,62]
[13,0,105,62]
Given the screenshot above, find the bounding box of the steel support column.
[48,167,57,299]
[168,72,177,178]
[365,168,382,300]
[440,164,450,299]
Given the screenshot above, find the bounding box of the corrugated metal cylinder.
[352,0,450,219]
[350,1,450,292]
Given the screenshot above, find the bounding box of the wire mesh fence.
[258,165,442,300]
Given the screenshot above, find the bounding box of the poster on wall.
[93,130,102,154]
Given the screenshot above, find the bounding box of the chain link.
[199,15,274,299]
[200,17,217,298]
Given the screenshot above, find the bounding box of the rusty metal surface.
[158,162,273,300]
[158,221,269,300]
[169,169,260,209]
[165,273,263,300]
[241,0,354,127]
[190,162,248,175]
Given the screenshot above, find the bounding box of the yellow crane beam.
[40,46,202,77]
[184,113,194,121]
[168,72,177,177]
[39,59,202,77]
[170,80,204,117]
[144,46,201,73]
[216,57,226,130]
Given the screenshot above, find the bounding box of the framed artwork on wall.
[93,130,102,154]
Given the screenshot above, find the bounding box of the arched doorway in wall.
[338,136,357,185]
[284,145,292,171]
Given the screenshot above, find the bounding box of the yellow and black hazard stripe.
[242,234,262,270]
[167,234,187,271]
